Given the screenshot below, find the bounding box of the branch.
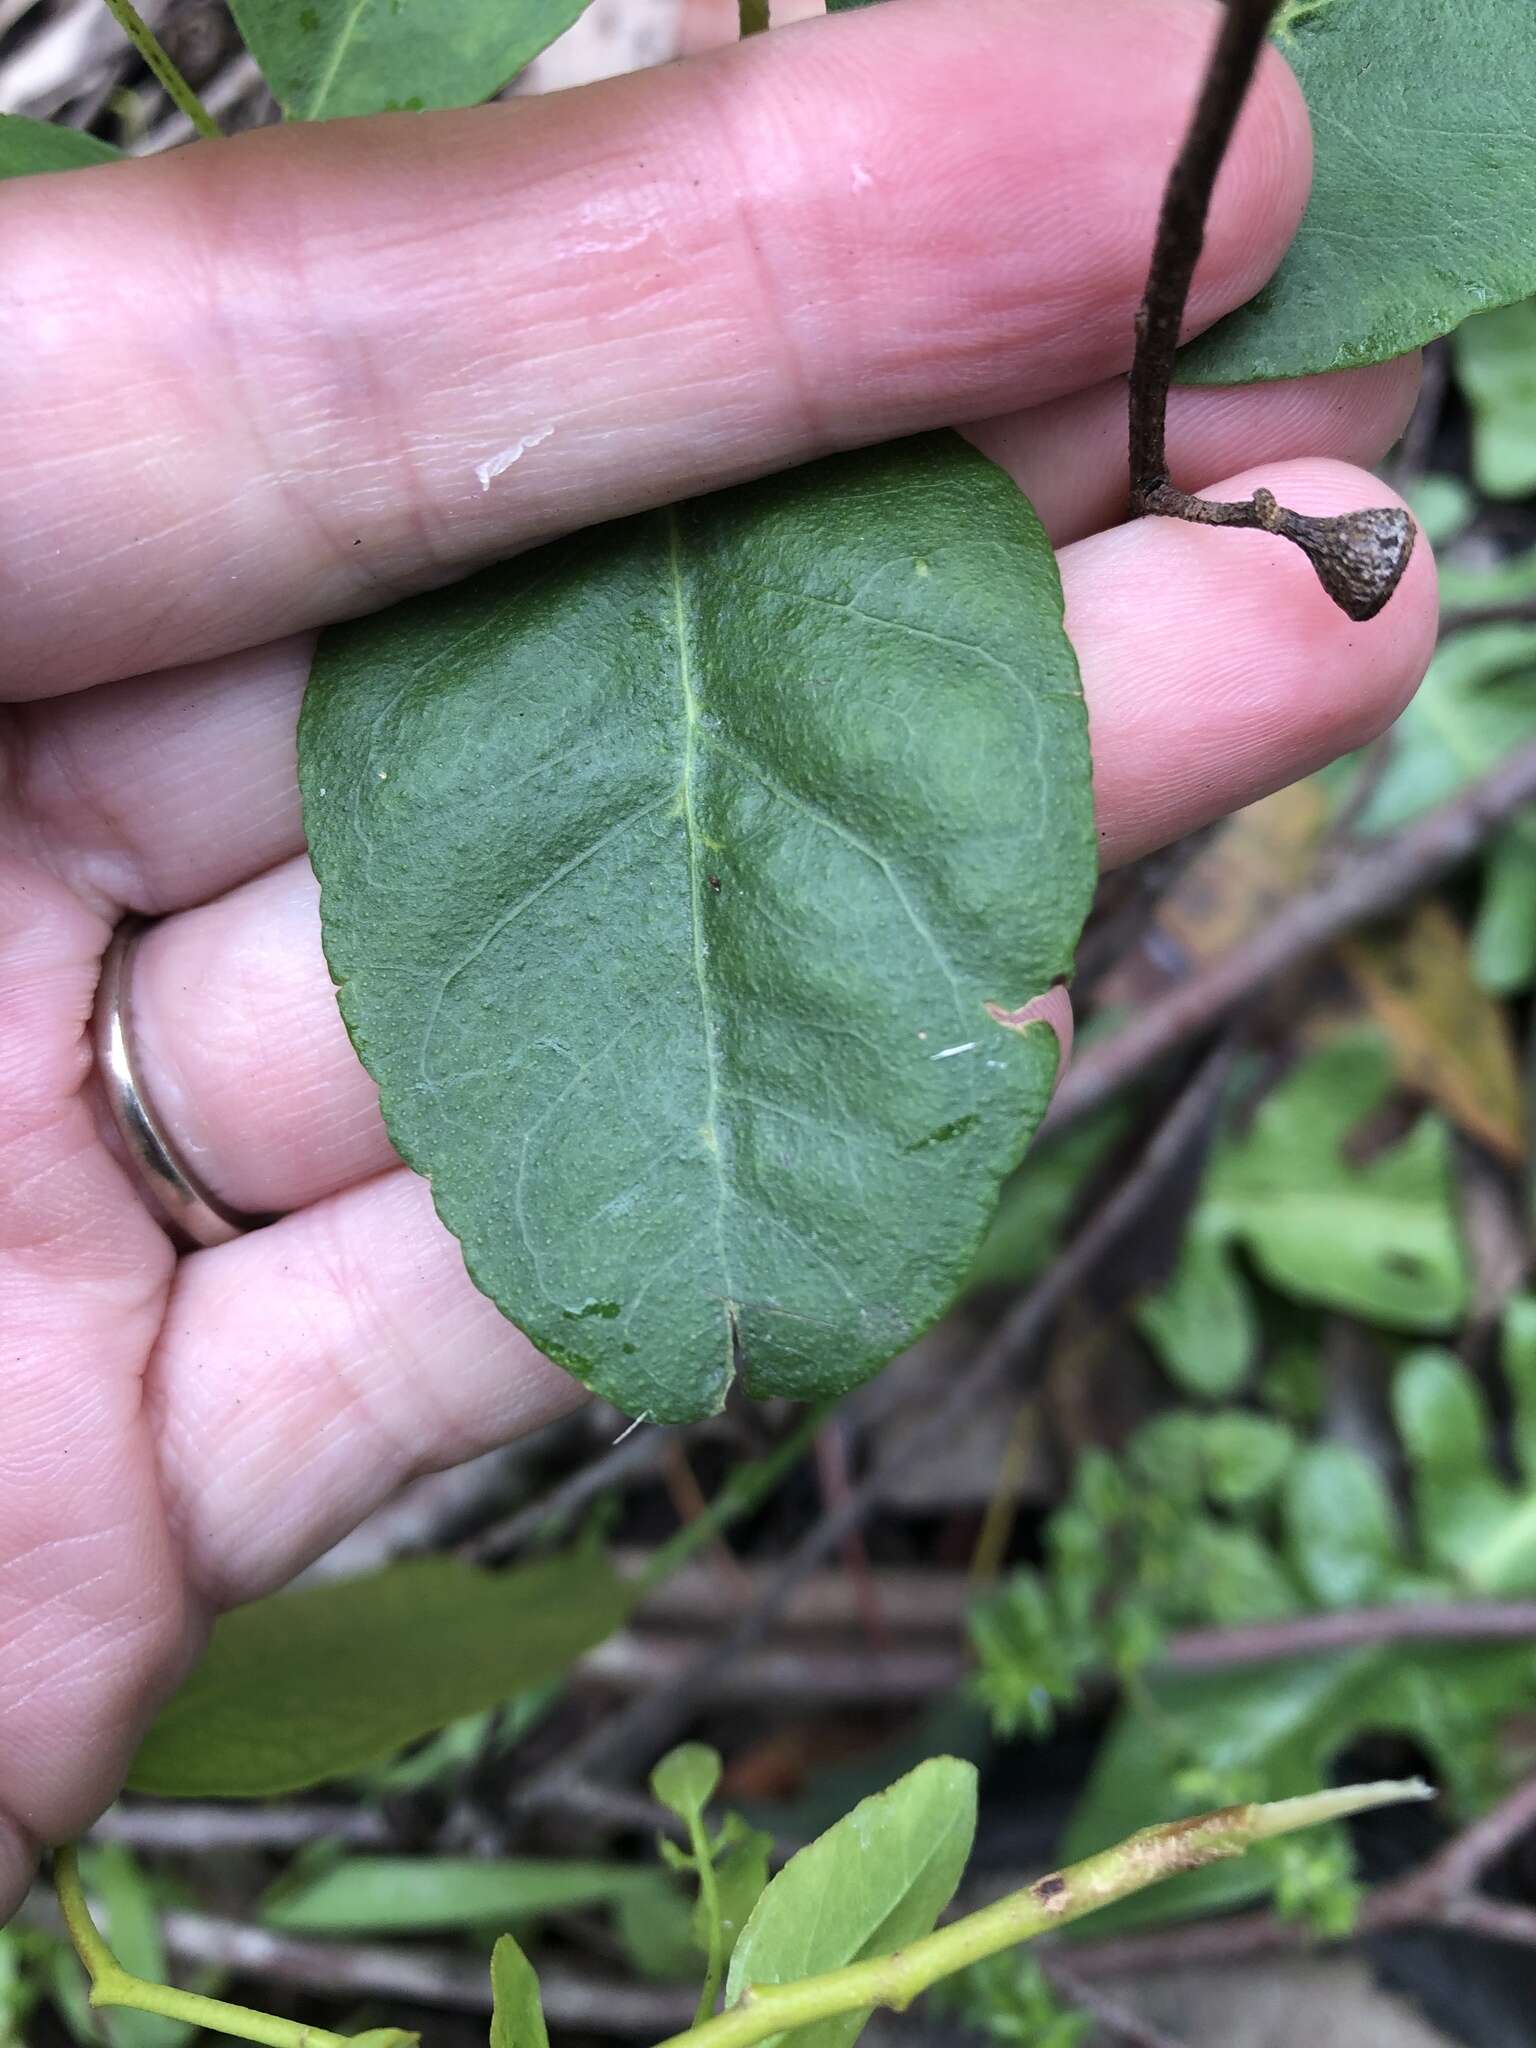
[97,0,221,137]
[1049,739,1536,1132]
[649,1784,1429,2048]
[53,1850,360,2048]
[1127,0,1413,620]
[1072,1768,1536,1977]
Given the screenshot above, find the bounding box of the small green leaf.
[1181,0,1536,383]
[262,1856,655,1934]
[128,1553,629,1796]
[1282,1445,1402,1610]
[1353,626,1536,838]
[1136,1230,1257,1398]
[1201,1031,1467,1330]
[1394,1349,1536,1594]
[0,115,119,180]
[1404,474,1475,551]
[1472,828,1536,997]
[1198,1413,1297,1508]
[1455,298,1536,499]
[1172,1520,1302,1626]
[228,0,596,120]
[616,1881,703,1984]
[1502,1296,1536,1486]
[301,436,1094,1423]
[490,1935,549,2048]
[725,1757,977,2048]
[700,1818,772,1966]
[651,1743,722,1827]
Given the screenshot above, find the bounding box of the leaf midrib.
[667,510,736,1347]
[303,0,373,118]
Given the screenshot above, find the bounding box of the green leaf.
[651,1743,722,1827]
[725,1757,977,2048]
[0,115,119,180]
[1062,1644,1536,1933]
[1353,625,1536,837]
[228,0,595,120]
[1171,1520,1302,1626]
[128,1552,630,1796]
[616,1881,703,1984]
[1282,1444,1403,1610]
[1394,1349,1536,1594]
[1455,298,1536,498]
[700,1818,772,1967]
[1404,474,1475,551]
[301,435,1094,1423]
[965,1099,1131,1292]
[490,1935,549,2048]
[1201,1031,1467,1330]
[1502,1296,1536,1486]
[1472,827,1536,996]
[1197,1413,1297,1508]
[1135,1230,1257,1398]
[262,1856,655,1934]
[1181,0,1536,383]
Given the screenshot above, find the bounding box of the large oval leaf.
[1182,0,1536,383]
[301,435,1094,1423]
[228,0,596,120]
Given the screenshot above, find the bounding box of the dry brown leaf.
[1341,898,1527,1164]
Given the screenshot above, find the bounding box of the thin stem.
[1126,0,1412,622]
[54,1848,354,2048]
[648,1782,1430,2048]
[738,0,771,33]
[97,0,221,139]
[690,1814,727,2027]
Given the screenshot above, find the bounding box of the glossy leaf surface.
[301,436,1093,1422]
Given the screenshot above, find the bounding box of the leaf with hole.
[300,435,1094,1422]
[127,1553,629,1796]
[227,0,596,120]
[1181,0,1536,383]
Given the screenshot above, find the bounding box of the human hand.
[0,0,1435,1918]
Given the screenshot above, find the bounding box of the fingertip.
[1065,456,1439,867]
[0,1811,36,1928]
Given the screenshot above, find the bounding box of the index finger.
[0,0,1310,699]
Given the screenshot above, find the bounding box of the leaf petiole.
[97,0,221,139]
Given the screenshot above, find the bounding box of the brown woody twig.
[1049,738,1536,1132]
[1128,0,1413,620]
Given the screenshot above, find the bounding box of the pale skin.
[0,0,1437,1919]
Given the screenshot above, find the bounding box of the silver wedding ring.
[93,918,270,1249]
